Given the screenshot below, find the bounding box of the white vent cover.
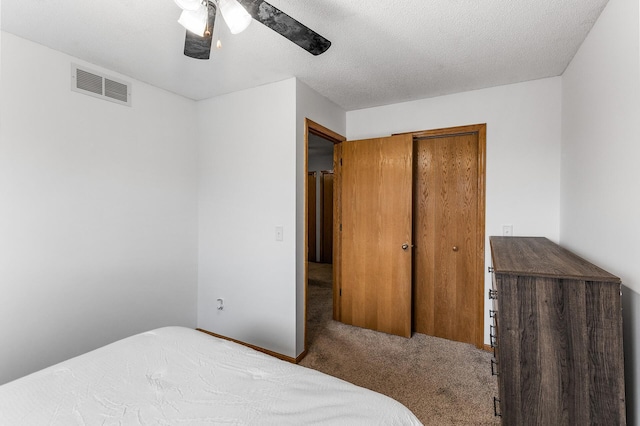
[71,64,131,106]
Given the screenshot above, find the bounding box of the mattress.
[0,326,422,425]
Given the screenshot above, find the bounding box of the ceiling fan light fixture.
[218,0,252,34]
[174,0,202,11]
[178,5,208,36]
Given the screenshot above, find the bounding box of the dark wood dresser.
[489,236,626,425]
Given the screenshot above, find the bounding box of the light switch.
[275,226,284,241]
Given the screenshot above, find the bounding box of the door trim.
[397,123,486,348]
[304,119,345,353]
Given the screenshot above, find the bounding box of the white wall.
[295,80,346,354]
[197,78,300,357]
[197,79,344,359]
[347,77,563,344]
[0,33,199,385]
[560,0,640,422]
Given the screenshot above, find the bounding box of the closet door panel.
[414,133,479,345]
[340,134,413,337]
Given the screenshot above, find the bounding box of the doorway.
[304,119,346,352]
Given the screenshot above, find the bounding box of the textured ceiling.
[1,0,609,110]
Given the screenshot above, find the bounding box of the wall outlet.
[275,226,284,241]
[216,298,224,311]
[502,225,513,237]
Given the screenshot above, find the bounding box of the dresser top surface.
[490,236,620,282]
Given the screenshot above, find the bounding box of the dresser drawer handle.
[493,397,502,417]
[488,289,498,300]
[491,358,499,376]
[490,325,498,347]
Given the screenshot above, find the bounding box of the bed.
[0,326,422,425]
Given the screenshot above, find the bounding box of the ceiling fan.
[174,0,331,60]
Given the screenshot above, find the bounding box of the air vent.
[105,78,128,103]
[76,68,102,95]
[71,64,131,106]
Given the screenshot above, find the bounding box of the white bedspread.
[0,327,422,425]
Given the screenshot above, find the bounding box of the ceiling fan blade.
[237,0,331,56]
[184,1,217,60]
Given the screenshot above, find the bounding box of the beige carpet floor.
[301,262,499,425]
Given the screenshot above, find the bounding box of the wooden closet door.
[340,134,413,338]
[413,133,479,345]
